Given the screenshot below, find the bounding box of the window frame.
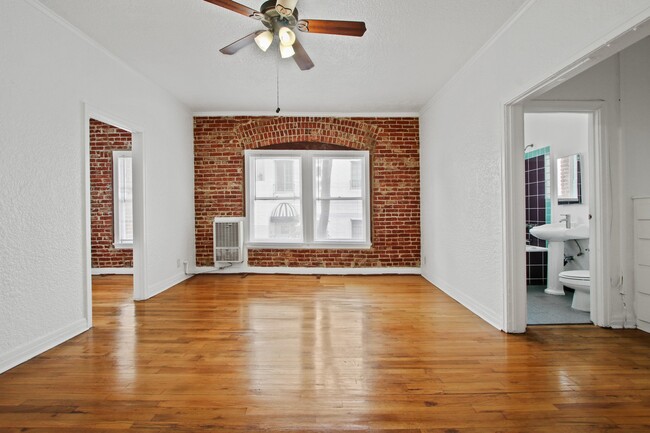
[112,150,133,249]
[245,149,371,249]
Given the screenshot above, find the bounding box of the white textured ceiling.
[38,0,526,114]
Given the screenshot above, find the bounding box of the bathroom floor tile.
[527,285,591,325]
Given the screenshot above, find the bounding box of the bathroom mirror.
[556,153,582,204]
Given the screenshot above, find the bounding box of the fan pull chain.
[276,59,281,114]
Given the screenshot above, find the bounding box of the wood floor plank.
[1,274,649,431]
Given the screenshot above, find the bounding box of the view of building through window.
[313,156,364,241]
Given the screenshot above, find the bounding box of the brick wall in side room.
[90,119,133,269]
[194,116,420,268]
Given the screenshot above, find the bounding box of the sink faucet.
[559,214,571,229]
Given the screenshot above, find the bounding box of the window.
[246,150,370,248]
[113,151,133,248]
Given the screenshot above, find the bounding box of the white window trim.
[245,149,372,249]
[112,150,133,249]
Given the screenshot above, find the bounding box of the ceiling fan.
[204,0,367,70]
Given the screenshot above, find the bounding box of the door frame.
[83,104,147,327]
[502,100,609,332]
[501,61,611,333]
[501,16,650,333]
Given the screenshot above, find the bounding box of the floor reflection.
[2,274,648,432]
[247,294,367,398]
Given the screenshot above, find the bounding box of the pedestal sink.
[529,223,589,295]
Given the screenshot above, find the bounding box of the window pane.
[314,157,363,199]
[314,156,366,242]
[252,199,303,242]
[314,199,364,241]
[117,155,133,243]
[254,157,301,198]
[251,156,302,242]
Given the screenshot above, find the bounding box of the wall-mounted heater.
[213,217,244,263]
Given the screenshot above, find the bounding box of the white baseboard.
[609,312,626,329]
[0,319,88,374]
[421,272,503,331]
[91,267,134,275]
[193,265,421,275]
[637,319,650,333]
[142,271,192,300]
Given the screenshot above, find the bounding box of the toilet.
[558,270,590,312]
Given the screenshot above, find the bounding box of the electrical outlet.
[176,258,181,268]
[422,256,427,265]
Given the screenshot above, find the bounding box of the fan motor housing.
[260,0,299,30]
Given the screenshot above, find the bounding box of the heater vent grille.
[213,217,244,263]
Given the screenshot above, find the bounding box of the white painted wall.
[419,0,650,329]
[621,36,650,327]
[0,0,195,372]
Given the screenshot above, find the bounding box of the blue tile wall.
[525,147,550,286]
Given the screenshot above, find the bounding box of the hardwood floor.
[1,274,650,432]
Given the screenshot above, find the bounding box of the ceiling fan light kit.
[278,27,296,46]
[279,43,295,58]
[208,0,366,70]
[254,30,274,52]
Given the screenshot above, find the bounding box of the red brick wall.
[90,119,133,269]
[194,116,420,268]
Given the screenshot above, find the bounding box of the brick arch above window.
[235,117,379,151]
[256,142,352,151]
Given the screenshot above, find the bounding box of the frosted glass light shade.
[254,31,273,52]
[278,27,296,46]
[280,43,295,58]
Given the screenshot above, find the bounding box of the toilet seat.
[559,270,590,281]
[559,270,590,312]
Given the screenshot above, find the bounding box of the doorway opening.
[89,119,134,319]
[502,19,650,333]
[84,106,146,328]
[523,111,592,325]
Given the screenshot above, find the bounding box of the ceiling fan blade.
[204,0,260,18]
[297,19,367,37]
[220,31,263,55]
[292,38,314,71]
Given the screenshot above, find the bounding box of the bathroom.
[524,111,591,325]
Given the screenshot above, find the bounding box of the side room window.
[113,151,133,248]
[245,150,371,248]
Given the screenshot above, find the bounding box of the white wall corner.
[142,272,192,300]
[421,273,503,331]
[637,320,650,333]
[0,319,89,374]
